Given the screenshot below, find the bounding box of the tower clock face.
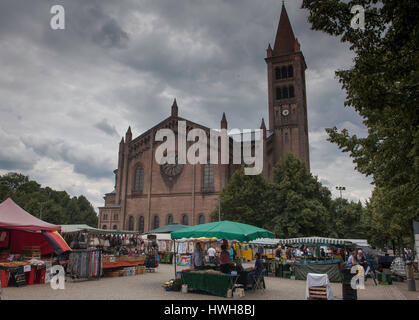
[282,109,290,116]
[160,155,183,177]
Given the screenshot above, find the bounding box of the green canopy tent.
[171,220,274,242]
[171,220,274,276]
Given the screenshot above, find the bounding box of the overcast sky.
[0,0,373,211]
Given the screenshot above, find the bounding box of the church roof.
[273,4,296,55]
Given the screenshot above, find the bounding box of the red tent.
[0,198,60,231]
[0,198,69,255]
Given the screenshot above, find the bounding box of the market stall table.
[293,259,342,282]
[181,270,239,298]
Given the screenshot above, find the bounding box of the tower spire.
[171,98,178,117]
[125,126,132,143]
[220,112,227,129]
[273,3,296,55]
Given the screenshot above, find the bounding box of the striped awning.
[277,237,353,246]
[249,238,281,246]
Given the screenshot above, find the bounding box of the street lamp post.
[336,186,346,199]
[218,197,224,222]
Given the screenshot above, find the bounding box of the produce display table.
[0,261,47,287]
[102,260,145,269]
[181,270,239,297]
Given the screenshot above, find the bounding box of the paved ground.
[1,263,418,300]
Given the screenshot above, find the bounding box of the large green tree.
[271,154,332,238]
[328,198,367,239]
[210,169,275,230]
[0,172,98,227]
[213,154,343,238]
[302,0,419,246]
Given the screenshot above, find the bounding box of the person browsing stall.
[220,244,231,274]
[247,252,264,287]
[192,242,204,270]
[207,246,216,264]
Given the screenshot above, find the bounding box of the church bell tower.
[265,3,310,170]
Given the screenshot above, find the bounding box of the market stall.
[171,220,274,297]
[0,198,71,288]
[144,223,189,264]
[61,224,145,279]
[276,237,353,282]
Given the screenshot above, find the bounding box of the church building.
[98,4,310,232]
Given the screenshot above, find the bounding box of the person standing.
[275,246,282,261]
[220,245,231,274]
[207,245,216,264]
[192,242,204,270]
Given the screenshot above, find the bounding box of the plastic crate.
[25,268,35,285]
[0,270,9,288]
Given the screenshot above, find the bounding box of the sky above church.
[0,0,373,210]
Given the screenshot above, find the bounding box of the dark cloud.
[92,19,129,49]
[94,118,119,136]
[0,0,374,206]
[21,137,114,180]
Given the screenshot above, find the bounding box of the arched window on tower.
[182,215,189,226]
[138,216,144,233]
[199,214,205,225]
[282,87,289,99]
[128,215,134,231]
[167,214,174,225]
[289,86,295,98]
[275,67,281,80]
[153,215,160,229]
[134,166,144,193]
[276,87,282,100]
[281,66,287,79]
[288,65,294,78]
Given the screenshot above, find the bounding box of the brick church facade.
[98,4,310,232]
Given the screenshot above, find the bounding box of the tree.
[210,169,275,230]
[0,172,98,227]
[271,154,332,238]
[215,154,335,238]
[328,198,367,239]
[301,0,419,246]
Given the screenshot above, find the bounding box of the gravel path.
[1,264,417,300]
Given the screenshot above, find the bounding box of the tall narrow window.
[182,215,189,226]
[134,166,144,193]
[199,214,205,224]
[276,87,282,100]
[288,65,294,78]
[289,86,295,98]
[203,164,214,189]
[275,67,281,80]
[139,216,144,233]
[281,66,287,79]
[128,215,134,231]
[167,214,174,225]
[153,215,160,229]
[282,87,289,99]
[285,132,289,144]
